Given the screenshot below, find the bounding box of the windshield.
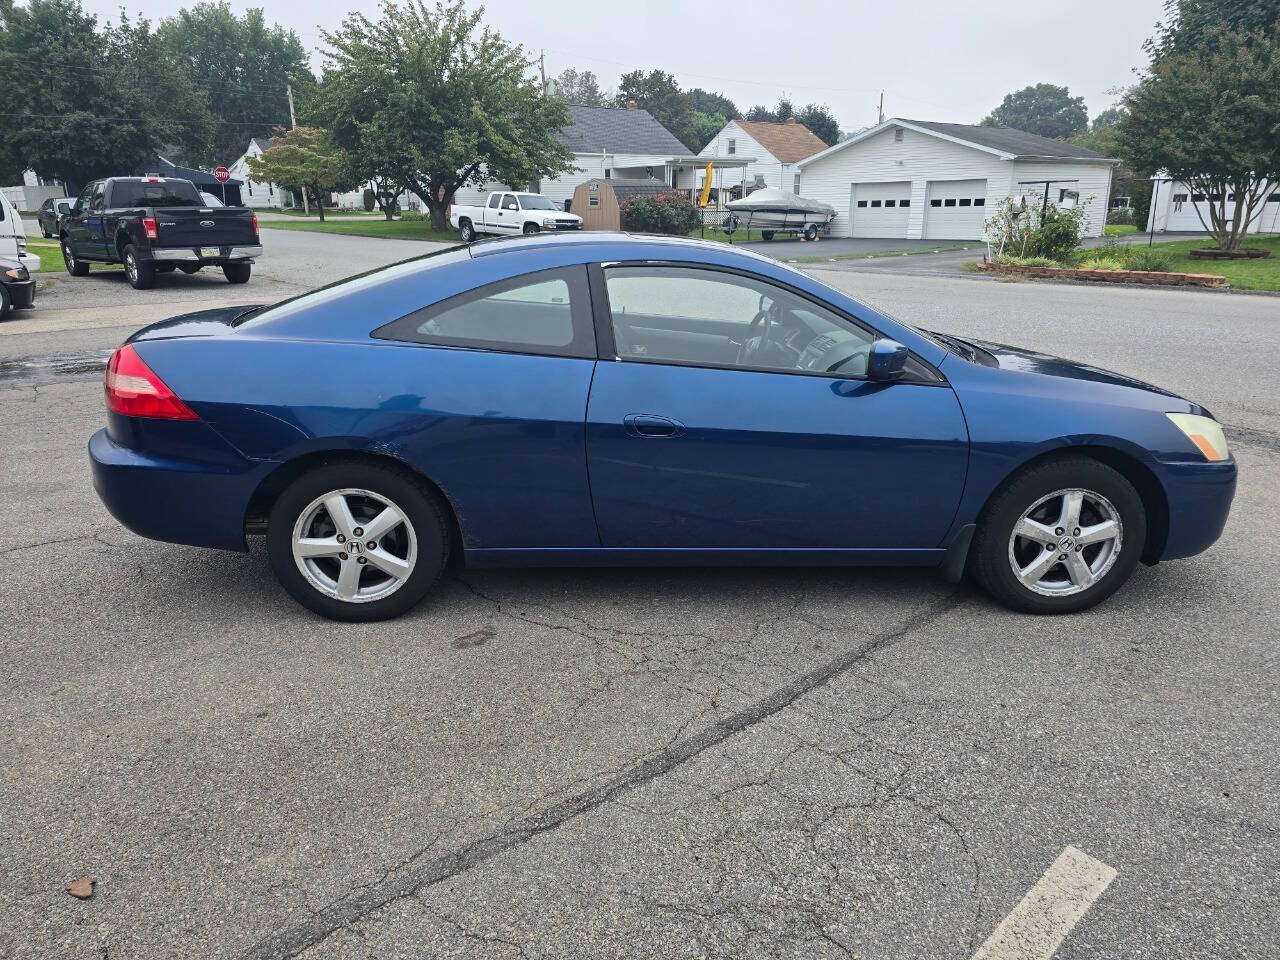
[518,195,556,211]
[110,180,203,208]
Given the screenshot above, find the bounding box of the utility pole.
[287,83,309,215]
[877,91,884,124]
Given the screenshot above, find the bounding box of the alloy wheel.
[1007,487,1122,596]
[291,488,418,603]
[125,252,137,283]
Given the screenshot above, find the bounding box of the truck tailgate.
[154,208,257,248]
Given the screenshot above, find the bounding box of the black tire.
[458,219,475,243]
[179,264,202,274]
[62,238,89,277]
[266,460,451,621]
[522,222,540,235]
[42,229,52,239]
[761,230,775,241]
[970,456,1146,614]
[0,283,10,318]
[222,262,251,284]
[122,244,155,289]
[803,224,819,242]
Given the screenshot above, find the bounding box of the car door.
[65,184,96,256]
[585,263,970,551]
[496,193,521,234]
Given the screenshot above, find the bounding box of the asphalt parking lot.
[1,233,1277,959]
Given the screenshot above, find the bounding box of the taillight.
[251,213,259,239]
[104,345,198,420]
[142,216,158,240]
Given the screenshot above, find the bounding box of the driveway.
[1,268,1276,959]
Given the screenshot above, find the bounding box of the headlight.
[3,266,28,280]
[543,218,557,227]
[1166,412,1230,461]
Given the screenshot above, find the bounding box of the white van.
[0,191,41,271]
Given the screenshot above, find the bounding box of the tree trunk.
[314,189,326,222]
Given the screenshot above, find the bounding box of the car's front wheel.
[971,457,1146,614]
[458,219,475,243]
[0,283,10,318]
[63,239,89,277]
[267,461,450,621]
[522,222,540,235]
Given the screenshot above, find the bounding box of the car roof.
[467,230,780,269]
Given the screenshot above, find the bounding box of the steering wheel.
[736,294,783,365]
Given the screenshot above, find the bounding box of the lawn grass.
[260,217,458,242]
[23,237,117,274]
[1104,224,1139,236]
[277,208,385,218]
[1141,234,1280,291]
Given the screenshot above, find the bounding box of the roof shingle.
[898,119,1109,160]
[556,104,693,157]
[733,120,829,164]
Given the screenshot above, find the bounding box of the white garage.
[794,118,1116,241]
[924,179,988,239]
[1146,178,1280,236]
[850,181,912,238]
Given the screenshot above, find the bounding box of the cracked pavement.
[1,250,1278,959]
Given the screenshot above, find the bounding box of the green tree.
[745,104,776,122]
[1091,106,1126,129]
[0,0,205,193]
[795,103,840,146]
[318,0,572,229]
[1149,0,1279,56]
[689,89,738,119]
[982,83,1088,139]
[615,69,696,149]
[1119,25,1280,249]
[550,68,608,106]
[247,126,345,221]
[157,2,312,163]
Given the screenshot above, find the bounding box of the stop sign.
[214,166,230,183]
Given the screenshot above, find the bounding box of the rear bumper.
[4,278,36,308]
[151,245,263,263]
[89,428,266,552]
[1156,457,1237,561]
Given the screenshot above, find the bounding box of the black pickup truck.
[60,177,262,289]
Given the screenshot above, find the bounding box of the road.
[1,230,1277,959]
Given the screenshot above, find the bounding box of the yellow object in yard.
[699,162,714,207]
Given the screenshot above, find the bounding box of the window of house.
[901,199,911,207]
[974,198,985,206]
[930,199,942,207]
[959,198,971,206]
[857,200,868,208]
[884,199,895,207]
[1059,189,1080,204]
[728,138,736,155]
[248,183,253,196]
[374,266,595,358]
[1209,193,1223,202]
[588,195,599,207]
[944,198,956,207]
[894,127,904,143]
[603,265,877,377]
[794,174,801,193]
[1268,193,1280,203]
[1191,193,1205,202]
[604,169,611,179]
[870,199,882,207]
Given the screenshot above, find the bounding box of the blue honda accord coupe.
[89,233,1236,620]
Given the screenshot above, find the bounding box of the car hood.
[966,337,1192,402]
[126,305,263,343]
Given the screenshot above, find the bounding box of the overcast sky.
[80,0,1167,129]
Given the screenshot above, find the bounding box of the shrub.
[994,254,1060,267]
[1121,248,1172,272]
[1025,206,1084,262]
[362,188,376,212]
[985,195,1091,263]
[1075,243,1173,272]
[620,191,701,235]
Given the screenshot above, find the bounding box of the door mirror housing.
[866,338,910,381]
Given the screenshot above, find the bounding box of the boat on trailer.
[723,188,837,241]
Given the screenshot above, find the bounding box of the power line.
[0,112,290,126]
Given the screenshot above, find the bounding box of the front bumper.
[151,245,263,263]
[3,278,36,309]
[1155,457,1237,561]
[89,428,268,552]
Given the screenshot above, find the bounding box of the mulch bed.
[977,261,1228,288]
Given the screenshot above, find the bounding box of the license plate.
[200,246,220,258]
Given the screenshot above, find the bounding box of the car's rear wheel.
[123,245,155,289]
[223,262,251,284]
[761,230,775,241]
[63,239,89,277]
[971,457,1146,614]
[266,461,450,621]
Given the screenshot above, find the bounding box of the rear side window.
[374,266,595,359]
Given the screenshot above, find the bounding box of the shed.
[570,177,670,230]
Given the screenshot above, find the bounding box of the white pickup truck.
[450,191,582,242]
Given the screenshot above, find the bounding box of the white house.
[795,118,1117,240]
[1146,178,1280,235]
[698,119,827,195]
[454,104,702,211]
[227,138,290,209]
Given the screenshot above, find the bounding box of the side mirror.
[866,338,910,381]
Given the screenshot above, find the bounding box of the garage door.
[849,181,911,238]
[1165,190,1213,232]
[924,179,987,239]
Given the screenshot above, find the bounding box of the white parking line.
[970,845,1117,960]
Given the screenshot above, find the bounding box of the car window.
[519,195,556,211]
[603,265,877,377]
[373,266,595,359]
[90,184,106,211]
[488,194,501,209]
[502,194,519,211]
[109,180,202,208]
